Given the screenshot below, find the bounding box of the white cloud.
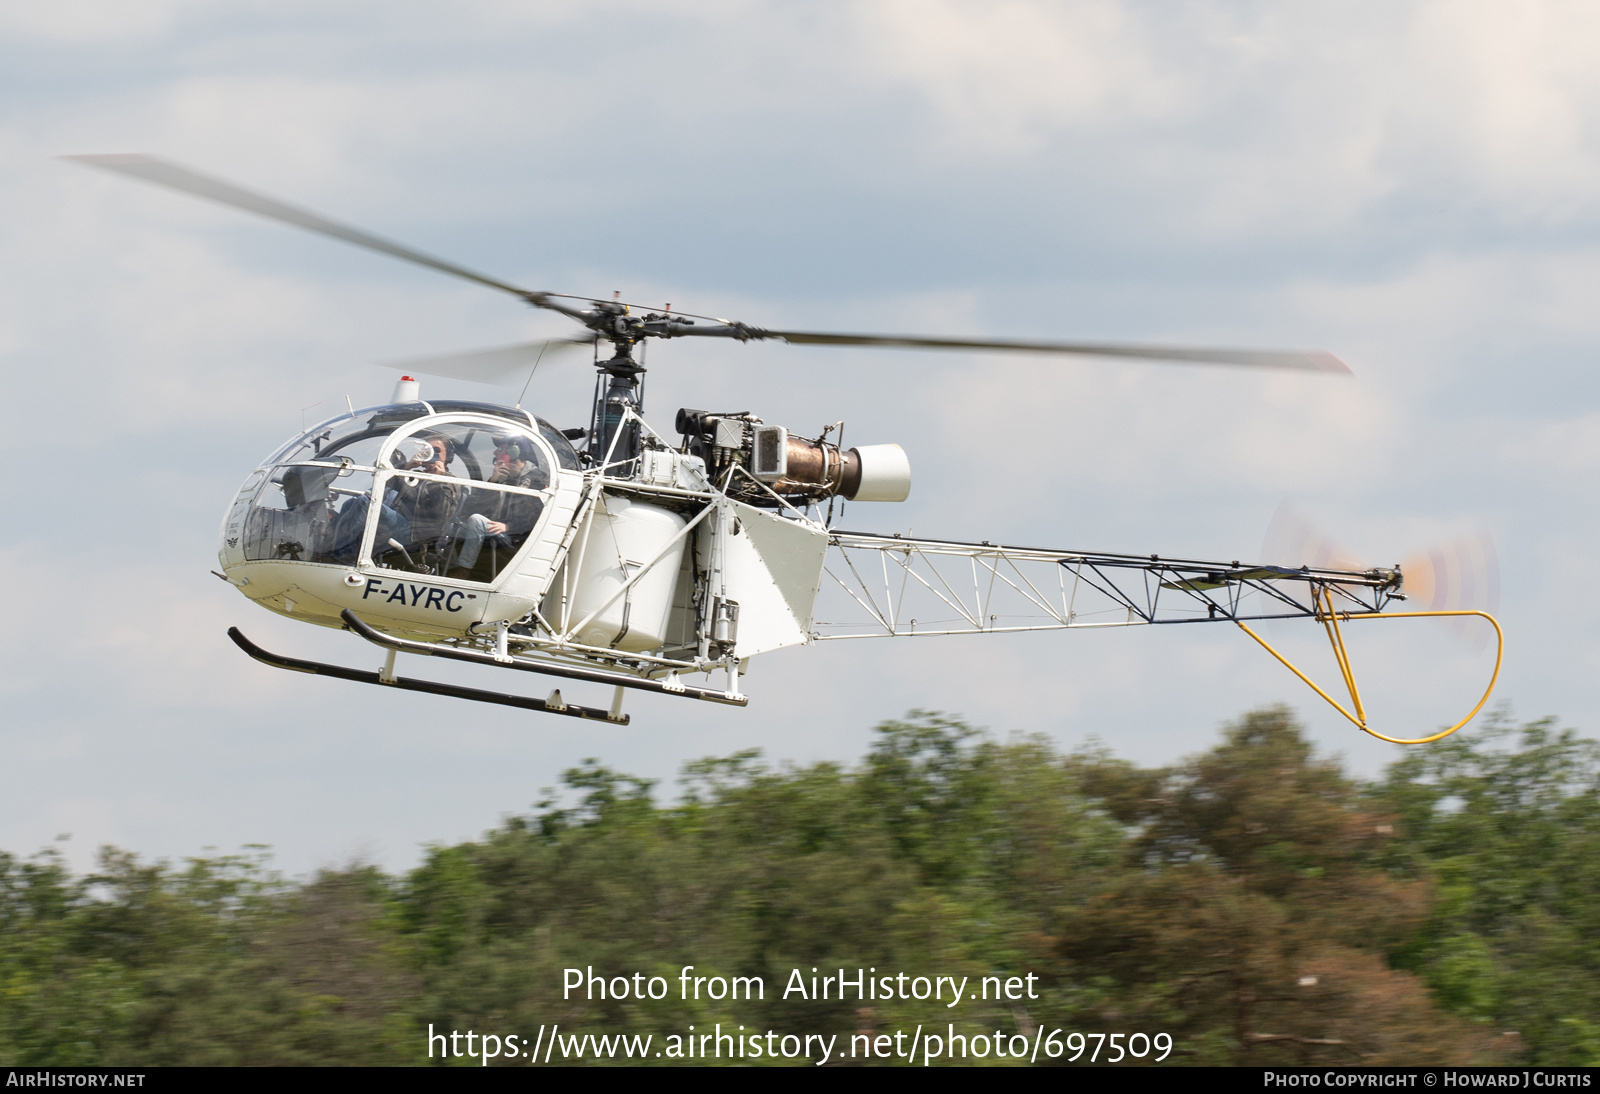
[0,0,195,43]
[859,0,1181,153]
[1400,0,1600,220]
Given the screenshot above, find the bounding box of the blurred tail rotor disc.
[1262,502,1499,649]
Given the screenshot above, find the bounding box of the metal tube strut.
[340,610,748,706]
[227,627,628,723]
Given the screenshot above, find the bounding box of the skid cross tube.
[340,610,748,706]
[227,628,628,723]
[1235,590,1504,745]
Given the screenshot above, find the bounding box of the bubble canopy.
[232,400,580,586]
[259,400,579,471]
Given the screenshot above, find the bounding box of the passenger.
[447,436,547,576]
[390,434,463,549]
[404,436,450,477]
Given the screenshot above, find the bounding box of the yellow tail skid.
[1236,588,1503,745]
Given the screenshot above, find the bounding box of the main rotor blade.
[378,336,596,385]
[65,153,534,299]
[757,330,1350,373]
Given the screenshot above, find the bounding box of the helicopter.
[68,154,1503,745]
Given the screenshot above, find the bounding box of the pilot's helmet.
[495,436,534,463]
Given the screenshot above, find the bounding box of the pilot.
[446,436,547,577]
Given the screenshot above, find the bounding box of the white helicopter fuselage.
[217,397,844,682]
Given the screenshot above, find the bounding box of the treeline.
[4,707,1599,1066]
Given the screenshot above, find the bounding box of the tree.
[1057,708,1492,1065]
[1381,714,1600,1062]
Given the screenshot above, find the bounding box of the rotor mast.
[527,292,763,466]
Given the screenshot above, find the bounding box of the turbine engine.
[674,408,910,506]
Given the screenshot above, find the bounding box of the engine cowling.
[676,410,911,505]
[773,434,909,501]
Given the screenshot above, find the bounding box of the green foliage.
[1057,708,1469,1065]
[1382,713,1600,1062]
[3,707,1595,1065]
[0,846,416,1065]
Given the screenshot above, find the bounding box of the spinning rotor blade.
[1262,502,1369,574]
[379,335,596,385]
[65,154,534,299]
[1400,534,1499,617]
[754,330,1349,373]
[67,156,1350,375]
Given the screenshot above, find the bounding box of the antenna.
[515,341,552,410]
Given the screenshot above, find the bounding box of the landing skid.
[227,627,629,724]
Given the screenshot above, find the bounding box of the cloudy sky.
[5,1,1599,876]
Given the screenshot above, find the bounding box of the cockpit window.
[240,413,556,580]
[382,422,552,487]
[365,422,553,582]
[414,401,578,469]
[243,465,377,564]
[369,475,547,583]
[262,404,430,469]
[535,418,581,470]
